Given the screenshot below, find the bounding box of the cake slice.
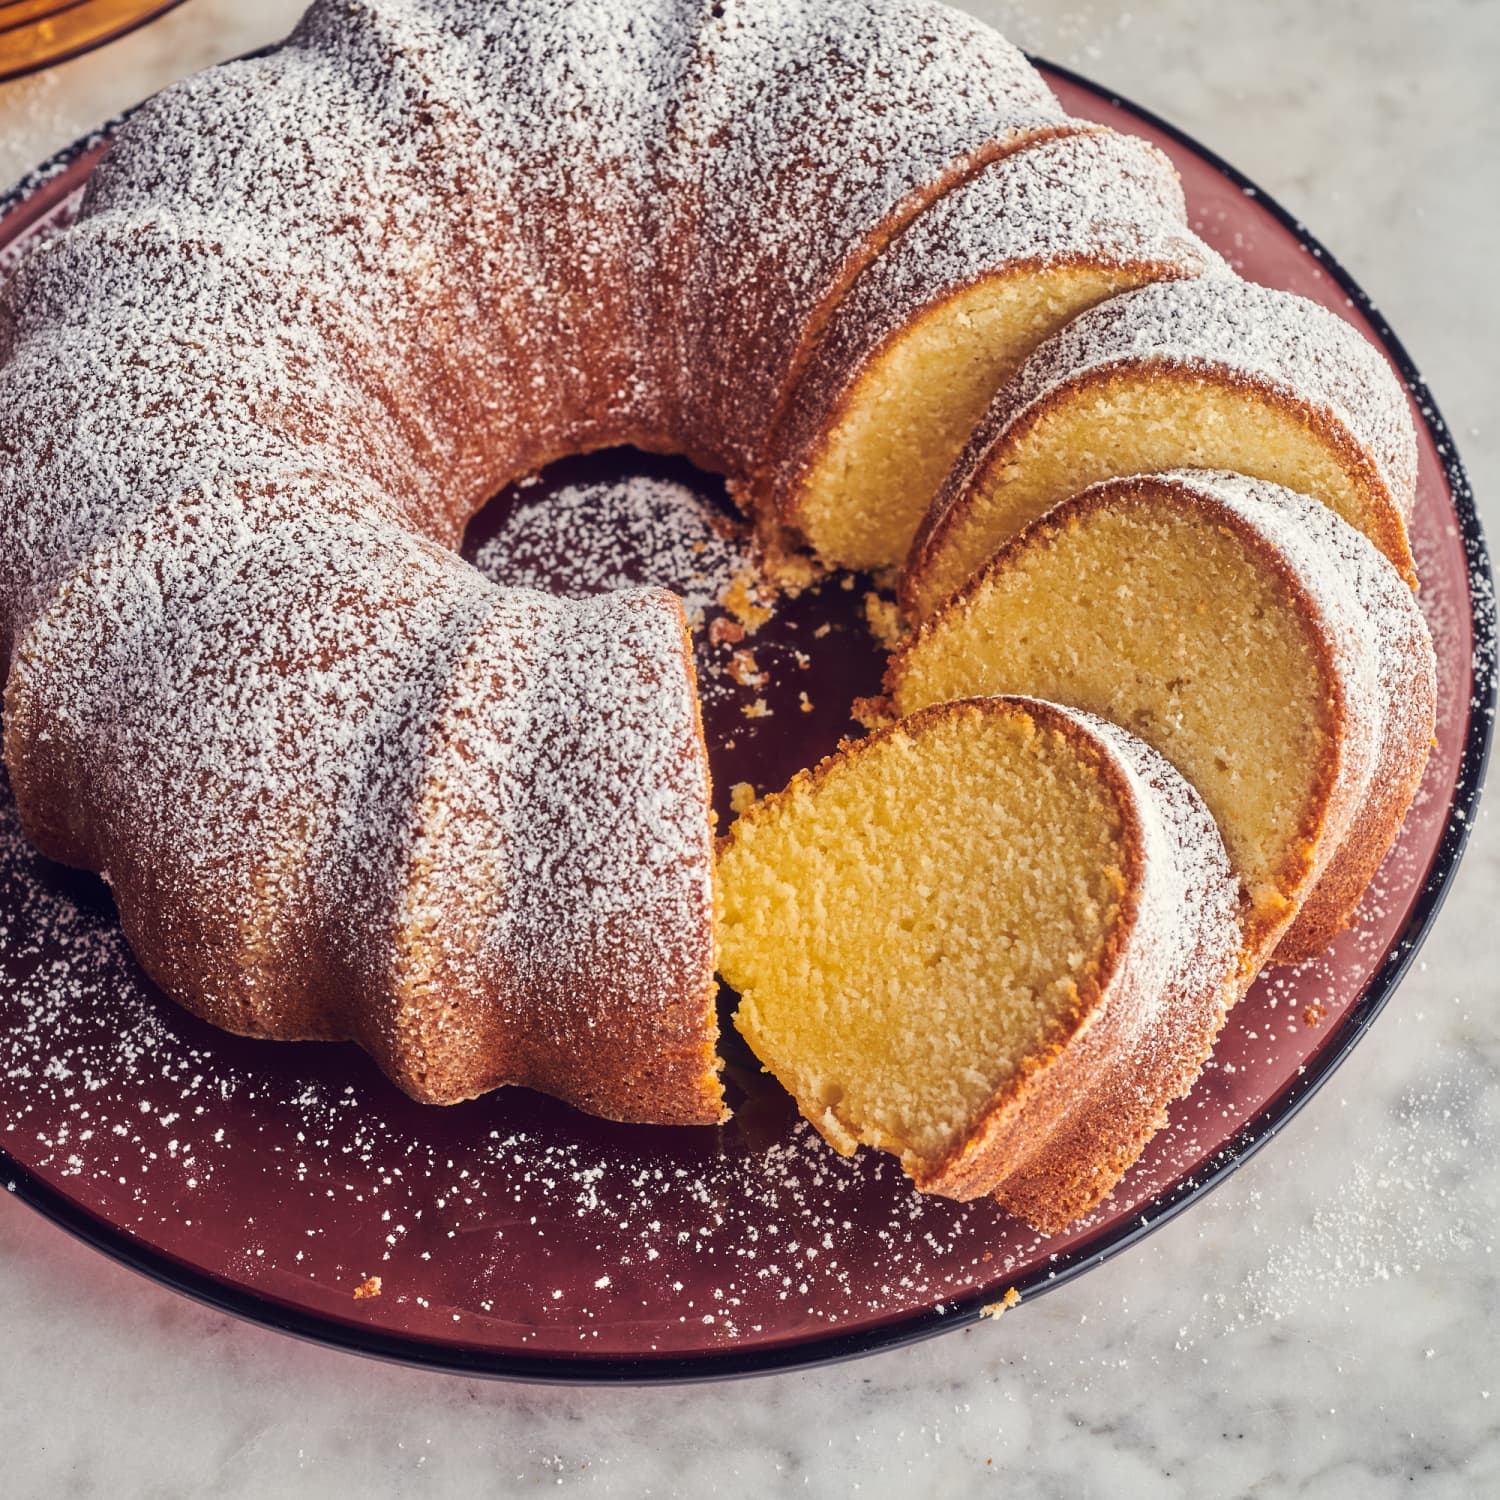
[762,129,1223,571]
[900,278,1419,620]
[885,471,1436,969]
[716,696,1239,1234]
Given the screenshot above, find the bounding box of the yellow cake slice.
[759,129,1224,570]
[885,471,1436,969]
[716,695,1240,1234]
[900,277,1419,621]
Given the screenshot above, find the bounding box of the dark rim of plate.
[0,56,1493,1386]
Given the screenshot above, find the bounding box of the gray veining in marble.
[1,2,1497,1494]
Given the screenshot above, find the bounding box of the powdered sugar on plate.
[470,472,750,626]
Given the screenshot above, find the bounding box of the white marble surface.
[1,2,1496,1494]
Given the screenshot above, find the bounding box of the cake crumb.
[353,1276,383,1300]
[979,1288,1020,1320]
[851,694,892,730]
[723,572,772,634]
[863,591,905,651]
[729,782,757,816]
[727,649,767,688]
[758,546,821,594]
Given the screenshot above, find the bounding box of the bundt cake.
[884,471,1436,970]
[0,0,1083,1123]
[762,129,1225,571]
[0,0,1433,1186]
[716,696,1241,1235]
[900,278,1420,620]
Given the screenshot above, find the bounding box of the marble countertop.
[1,2,1496,1495]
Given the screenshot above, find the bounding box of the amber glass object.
[0,0,187,82]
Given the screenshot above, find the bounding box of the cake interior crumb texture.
[718,703,1129,1173]
[793,266,1152,570]
[890,490,1338,960]
[908,369,1404,619]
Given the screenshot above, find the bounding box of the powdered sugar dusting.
[1063,705,1240,1038]
[664,0,1066,469]
[809,128,1225,356]
[470,473,750,625]
[388,583,720,1117]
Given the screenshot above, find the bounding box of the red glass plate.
[0,63,1492,1383]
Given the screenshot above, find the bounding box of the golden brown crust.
[924,899,1232,1233]
[986,953,1229,1233]
[1,0,1429,1167]
[1270,757,1427,965]
[1270,508,1438,961]
[0,4,1085,1131]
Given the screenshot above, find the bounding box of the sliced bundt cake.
[885,471,1436,969]
[716,696,1240,1234]
[0,0,1434,1142]
[0,0,1072,1121]
[901,278,1419,620]
[763,129,1223,571]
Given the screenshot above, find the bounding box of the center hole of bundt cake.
[463,449,748,614]
[461,448,889,831]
